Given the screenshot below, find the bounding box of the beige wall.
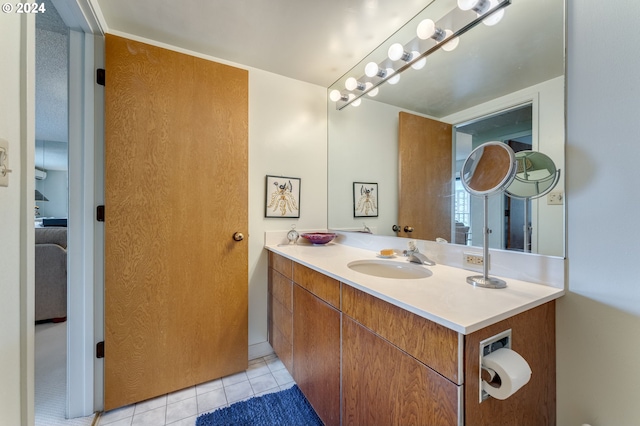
[559,0,640,424]
[248,70,327,345]
[0,13,35,426]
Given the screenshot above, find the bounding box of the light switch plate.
[0,138,9,187]
[547,191,563,205]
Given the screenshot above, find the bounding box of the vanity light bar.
[331,0,511,110]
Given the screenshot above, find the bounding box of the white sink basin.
[347,259,432,279]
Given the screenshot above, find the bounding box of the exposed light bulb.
[483,0,504,26]
[417,19,436,40]
[388,43,410,62]
[345,77,358,91]
[411,51,426,70]
[457,0,490,13]
[365,82,379,97]
[352,98,362,107]
[457,0,480,10]
[386,68,401,85]
[365,61,386,78]
[441,29,460,52]
[329,89,343,102]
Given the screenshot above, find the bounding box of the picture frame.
[353,182,378,217]
[265,175,301,218]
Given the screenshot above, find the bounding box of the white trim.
[20,13,37,426]
[67,28,95,418]
[248,342,274,361]
[52,0,103,34]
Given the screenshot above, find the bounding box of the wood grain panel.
[342,284,459,383]
[293,263,341,309]
[398,112,452,241]
[270,323,293,373]
[464,301,556,425]
[342,316,459,426]
[271,297,292,346]
[269,268,292,311]
[104,35,248,410]
[293,285,341,426]
[270,252,293,279]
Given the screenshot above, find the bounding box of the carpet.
[196,385,323,426]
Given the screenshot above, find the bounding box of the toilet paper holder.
[479,329,511,402]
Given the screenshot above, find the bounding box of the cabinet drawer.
[269,252,292,279]
[342,284,460,383]
[293,263,340,309]
[270,268,292,310]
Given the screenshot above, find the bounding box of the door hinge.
[97,68,105,86]
[96,341,104,358]
[97,205,105,222]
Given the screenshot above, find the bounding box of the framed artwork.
[265,175,301,218]
[353,182,378,217]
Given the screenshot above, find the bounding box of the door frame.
[52,0,104,417]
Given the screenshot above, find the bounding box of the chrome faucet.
[403,241,435,266]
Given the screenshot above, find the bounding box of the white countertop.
[266,242,564,335]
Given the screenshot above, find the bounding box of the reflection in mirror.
[505,150,560,252]
[327,0,565,258]
[460,141,516,288]
[461,142,516,195]
[506,151,560,200]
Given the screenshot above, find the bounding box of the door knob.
[404,226,414,233]
[392,225,401,232]
[233,232,244,241]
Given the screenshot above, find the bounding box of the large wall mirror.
[327,0,565,258]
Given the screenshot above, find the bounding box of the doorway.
[34,4,76,425]
[34,0,104,421]
[453,104,533,252]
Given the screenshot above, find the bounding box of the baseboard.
[249,341,274,360]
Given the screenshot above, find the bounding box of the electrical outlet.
[464,252,484,267]
[547,191,563,205]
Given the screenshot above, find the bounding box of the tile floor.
[97,353,295,426]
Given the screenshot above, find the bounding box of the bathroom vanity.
[266,241,563,426]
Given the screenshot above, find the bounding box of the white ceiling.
[37,0,564,170]
[93,0,436,87]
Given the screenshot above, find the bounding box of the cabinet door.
[268,267,293,372]
[293,285,341,426]
[342,316,459,426]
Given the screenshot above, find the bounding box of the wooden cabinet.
[269,254,341,426]
[464,302,556,426]
[267,252,293,372]
[342,316,459,426]
[267,252,556,426]
[293,284,341,426]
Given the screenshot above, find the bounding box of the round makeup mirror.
[504,150,561,253]
[505,150,560,199]
[460,142,517,289]
[461,142,517,195]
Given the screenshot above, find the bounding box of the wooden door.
[104,35,248,410]
[398,112,452,241]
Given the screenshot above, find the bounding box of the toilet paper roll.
[482,348,532,400]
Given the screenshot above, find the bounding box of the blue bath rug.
[196,385,323,426]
